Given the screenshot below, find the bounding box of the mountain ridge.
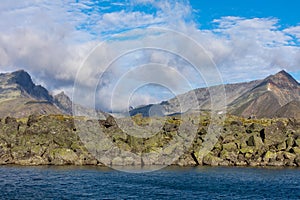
[0,70,70,117]
[0,69,299,119]
[129,70,300,119]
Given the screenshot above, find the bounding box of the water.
[0,165,299,199]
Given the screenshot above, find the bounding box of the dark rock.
[27,114,39,126]
[230,120,243,126]
[247,135,263,148]
[4,116,17,124]
[259,129,265,142]
[163,123,178,132]
[99,115,117,128]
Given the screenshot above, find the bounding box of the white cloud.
[284,26,300,43]
[0,1,300,111]
[194,17,300,82]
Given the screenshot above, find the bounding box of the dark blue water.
[0,165,299,199]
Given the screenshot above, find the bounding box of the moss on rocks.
[0,114,300,167]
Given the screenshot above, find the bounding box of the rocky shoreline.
[0,114,300,167]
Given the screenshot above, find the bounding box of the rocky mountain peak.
[264,70,300,88]
[3,69,53,102]
[54,91,73,114]
[9,69,35,91]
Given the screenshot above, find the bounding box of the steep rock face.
[7,70,53,102]
[0,70,61,117]
[231,92,282,118]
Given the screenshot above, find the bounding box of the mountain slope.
[128,79,262,117]
[272,100,300,119]
[129,70,300,118]
[230,70,300,118]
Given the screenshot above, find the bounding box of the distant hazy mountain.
[130,70,300,119]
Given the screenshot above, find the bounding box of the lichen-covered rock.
[0,114,300,167]
[277,142,287,151]
[220,150,238,163]
[203,153,223,166]
[286,137,295,148]
[295,156,300,166]
[283,152,296,161]
[263,151,277,162]
[222,142,237,152]
[292,147,300,154]
[295,138,300,147]
[247,135,264,148]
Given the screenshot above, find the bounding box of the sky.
[0,0,300,112]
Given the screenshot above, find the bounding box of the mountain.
[272,100,300,119]
[129,70,300,119]
[1,69,299,119]
[230,70,300,118]
[0,70,70,118]
[0,69,108,118]
[0,70,52,101]
[54,91,73,114]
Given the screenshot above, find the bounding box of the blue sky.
[0,0,300,111]
[192,0,300,30]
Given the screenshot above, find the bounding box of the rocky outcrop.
[0,115,99,166]
[189,116,300,167]
[0,114,300,167]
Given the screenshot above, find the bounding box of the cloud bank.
[0,0,300,111]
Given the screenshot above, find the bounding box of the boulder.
[222,135,236,143]
[246,135,264,148]
[284,152,296,161]
[286,137,295,148]
[220,150,238,163]
[276,141,287,151]
[268,161,285,167]
[263,151,277,162]
[264,123,287,147]
[239,147,254,154]
[175,153,199,166]
[203,153,223,166]
[27,114,39,126]
[222,142,237,152]
[292,147,300,155]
